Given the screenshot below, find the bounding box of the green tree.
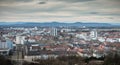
[103,53,120,65]
[0,55,14,65]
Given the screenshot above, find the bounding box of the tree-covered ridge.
[0,53,120,65]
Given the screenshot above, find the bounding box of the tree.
[103,52,120,65]
[0,55,14,65]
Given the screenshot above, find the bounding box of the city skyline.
[0,0,120,23]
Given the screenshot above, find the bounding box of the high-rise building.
[90,29,98,39]
[15,36,25,44]
[0,28,3,37]
[50,28,58,36]
[16,36,21,44]
[0,39,13,55]
[34,26,38,30]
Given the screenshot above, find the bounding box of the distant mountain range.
[0,22,119,27]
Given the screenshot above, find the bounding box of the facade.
[0,39,13,49]
[0,39,13,55]
[50,28,58,36]
[15,36,25,44]
[90,29,98,39]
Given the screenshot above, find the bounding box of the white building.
[60,28,73,32]
[0,39,13,55]
[98,37,105,42]
[0,40,7,49]
[76,33,88,40]
[50,28,58,36]
[28,39,36,43]
[90,29,98,39]
[16,36,26,44]
[34,26,38,30]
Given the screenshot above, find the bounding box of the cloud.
[52,0,95,3]
[38,1,46,4]
[0,0,33,2]
[89,12,99,14]
[0,0,120,23]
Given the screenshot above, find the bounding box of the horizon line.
[0,21,120,24]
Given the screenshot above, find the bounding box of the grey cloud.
[108,17,114,19]
[88,12,99,14]
[101,13,120,16]
[88,11,120,16]
[0,0,120,22]
[0,0,95,3]
[0,4,65,14]
[16,0,33,2]
[111,0,120,2]
[0,0,33,3]
[52,0,95,3]
[38,1,46,4]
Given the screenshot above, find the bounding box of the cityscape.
[0,0,120,65]
[0,22,120,65]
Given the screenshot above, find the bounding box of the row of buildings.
[0,26,120,61]
[0,33,14,55]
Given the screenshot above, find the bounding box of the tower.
[0,28,3,37]
[51,28,58,36]
[90,29,98,39]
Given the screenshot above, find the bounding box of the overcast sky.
[0,0,120,23]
